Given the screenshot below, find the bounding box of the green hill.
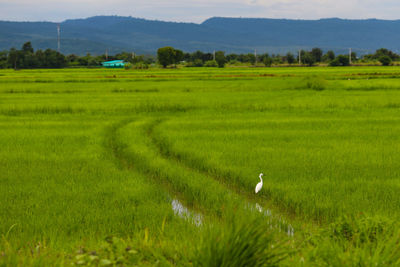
[1,16,399,55]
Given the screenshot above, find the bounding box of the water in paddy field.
[170,198,294,236]
[171,199,203,226]
[252,203,295,237]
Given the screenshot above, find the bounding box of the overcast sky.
[0,0,399,23]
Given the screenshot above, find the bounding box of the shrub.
[124,63,132,70]
[228,59,240,66]
[187,59,204,67]
[204,60,218,67]
[133,62,149,69]
[193,59,204,67]
[302,76,327,91]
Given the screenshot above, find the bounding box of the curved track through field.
[104,116,295,234]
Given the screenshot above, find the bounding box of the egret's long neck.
[259,176,263,182]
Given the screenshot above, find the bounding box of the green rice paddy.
[1,67,400,266]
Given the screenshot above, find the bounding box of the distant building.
[101,60,125,68]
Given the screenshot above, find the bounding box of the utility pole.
[254,49,257,65]
[349,48,352,65]
[57,24,61,53]
[105,49,108,61]
[298,50,301,65]
[213,50,216,61]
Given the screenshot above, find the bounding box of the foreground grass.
[1,67,400,266]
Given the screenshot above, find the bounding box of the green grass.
[1,67,400,266]
[155,111,400,222]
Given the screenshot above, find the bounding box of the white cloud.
[0,0,399,22]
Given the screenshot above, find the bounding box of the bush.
[193,59,204,67]
[228,59,240,66]
[133,62,149,69]
[204,60,218,67]
[302,76,327,91]
[187,59,204,67]
[124,63,132,70]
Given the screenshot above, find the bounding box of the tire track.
[103,118,200,218]
[103,118,230,222]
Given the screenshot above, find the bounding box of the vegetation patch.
[1,67,400,266]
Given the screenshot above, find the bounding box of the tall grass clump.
[195,216,290,267]
[302,215,400,266]
[300,75,327,91]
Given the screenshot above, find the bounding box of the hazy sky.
[0,0,399,23]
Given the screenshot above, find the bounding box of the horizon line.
[1,15,399,24]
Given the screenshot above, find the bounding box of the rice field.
[1,67,400,266]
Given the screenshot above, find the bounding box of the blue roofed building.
[101,60,126,68]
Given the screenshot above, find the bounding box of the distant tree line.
[0,42,155,69]
[158,46,400,68]
[0,42,67,69]
[0,42,399,69]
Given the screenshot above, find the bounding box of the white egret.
[255,173,263,194]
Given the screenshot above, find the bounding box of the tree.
[350,52,357,63]
[202,53,213,62]
[23,52,38,68]
[311,48,323,62]
[379,55,392,66]
[183,52,191,62]
[157,47,176,68]
[22,42,34,53]
[39,49,67,68]
[157,47,183,67]
[0,50,8,68]
[323,50,335,62]
[329,55,350,66]
[174,49,184,64]
[7,48,20,70]
[246,53,256,65]
[374,48,399,61]
[215,51,226,68]
[302,52,316,66]
[297,50,306,64]
[226,54,238,62]
[262,54,272,67]
[286,52,295,64]
[191,50,204,62]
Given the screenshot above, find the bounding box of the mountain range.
[0,16,399,55]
